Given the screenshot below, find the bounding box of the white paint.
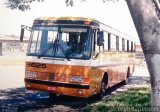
[26,55,133,67]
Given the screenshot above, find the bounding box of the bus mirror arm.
[20,25,31,42]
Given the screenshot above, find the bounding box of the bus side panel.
[91,52,135,88]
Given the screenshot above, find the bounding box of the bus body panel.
[24,51,135,98]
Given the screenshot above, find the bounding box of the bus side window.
[110,34,116,51]
[131,41,133,52]
[122,38,125,51]
[125,39,127,52]
[93,30,99,54]
[108,33,111,51]
[97,31,104,52]
[127,40,129,52]
[93,29,104,55]
[93,30,96,52]
[116,36,119,51]
[131,42,136,52]
[134,43,136,52]
[128,40,131,52]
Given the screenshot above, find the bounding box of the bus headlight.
[26,71,37,78]
[70,76,83,83]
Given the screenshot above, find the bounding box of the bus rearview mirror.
[97,31,104,46]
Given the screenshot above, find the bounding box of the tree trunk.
[126,0,160,107]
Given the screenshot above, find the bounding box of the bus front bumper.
[24,78,90,98]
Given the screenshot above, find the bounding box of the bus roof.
[35,17,95,22]
[33,16,99,27]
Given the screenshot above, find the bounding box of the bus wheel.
[96,77,108,100]
[124,68,130,85]
[124,78,129,85]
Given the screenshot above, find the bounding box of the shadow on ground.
[0,76,150,112]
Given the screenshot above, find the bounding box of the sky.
[0,0,139,42]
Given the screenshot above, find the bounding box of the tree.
[4,0,73,11]
[4,0,160,108]
[126,0,160,107]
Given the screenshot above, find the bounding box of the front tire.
[124,68,130,85]
[96,77,108,100]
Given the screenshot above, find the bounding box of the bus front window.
[27,27,92,60]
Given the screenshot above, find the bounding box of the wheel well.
[102,72,108,84]
[127,67,130,78]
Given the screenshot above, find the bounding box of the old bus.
[20,17,135,99]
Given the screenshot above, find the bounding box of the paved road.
[0,65,150,112]
[0,66,25,90]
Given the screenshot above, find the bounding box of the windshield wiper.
[51,33,70,61]
[38,39,70,61]
[50,38,70,61]
[57,43,70,61]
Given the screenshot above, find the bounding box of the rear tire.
[96,77,108,100]
[124,68,130,85]
[124,78,129,85]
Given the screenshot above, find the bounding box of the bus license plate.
[48,86,56,91]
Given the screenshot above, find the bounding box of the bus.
[20,17,135,99]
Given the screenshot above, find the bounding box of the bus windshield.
[27,26,92,60]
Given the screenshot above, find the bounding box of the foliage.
[4,0,119,11]
[83,87,151,112]
[4,0,160,14]
[5,0,44,11]
[65,0,74,7]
